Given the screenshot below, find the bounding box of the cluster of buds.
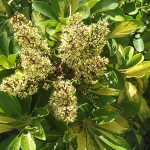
[0,14,54,98]
[49,78,78,123]
[59,13,109,83]
[0,70,38,98]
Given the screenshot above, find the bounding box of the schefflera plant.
[0,12,115,150]
[0,0,150,149]
[0,13,110,124]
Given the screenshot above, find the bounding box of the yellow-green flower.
[59,13,109,83]
[49,78,78,123]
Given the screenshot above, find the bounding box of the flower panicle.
[0,14,54,98]
[59,13,109,83]
[49,78,78,123]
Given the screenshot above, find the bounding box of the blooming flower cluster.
[49,78,78,123]
[0,14,54,98]
[59,13,109,83]
[0,13,109,123]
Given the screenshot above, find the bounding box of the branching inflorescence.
[0,14,54,98]
[49,77,78,123]
[0,13,109,123]
[59,13,109,83]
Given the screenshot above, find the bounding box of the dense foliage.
[0,0,150,149]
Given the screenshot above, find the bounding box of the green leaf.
[0,31,9,56]
[32,1,57,20]
[121,82,140,117]
[21,132,36,150]
[100,96,116,106]
[0,92,23,118]
[0,68,15,78]
[125,81,140,104]
[35,107,49,117]
[0,55,11,68]
[76,5,90,19]
[98,129,131,150]
[105,8,126,22]
[9,135,21,150]
[63,125,81,142]
[1,0,12,17]
[123,46,134,64]
[91,0,118,13]
[86,132,96,150]
[46,27,55,36]
[125,61,150,78]
[40,19,59,27]
[93,106,120,125]
[50,0,60,16]
[126,53,144,68]
[7,54,17,67]
[0,1,7,13]
[0,135,16,150]
[139,96,150,120]
[92,88,120,96]
[116,45,124,66]
[71,0,80,14]
[27,119,46,141]
[55,23,62,33]
[133,34,144,52]
[85,0,99,9]
[77,131,86,150]
[100,119,129,134]
[0,124,14,133]
[107,39,118,56]
[0,115,16,123]
[123,2,138,15]
[110,20,144,38]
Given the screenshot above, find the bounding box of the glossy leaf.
[0,124,14,133]
[107,39,118,56]
[27,119,46,141]
[139,96,150,120]
[85,0,99,9]
[0,115,16,123]
[21,132,36,150]
[9,135,21,150]
[105,8,126,22]
[91,0,118,13]
[121,81,140,117]
[110,20,144,38]
[93,106,121,125]
[123,46,134,64]
[98,129,131,150]
[133,34,144,52]
[0,136,16,150]
[125,61,150,78]
[0,31,9,55]
[92,88,120,96]
[77,131,86,150]
[0,92,23,117]
[126,53,144,68]
[32,1,57,19]
[0,55,11,68]
[76,5,90,19]
[63,125,81,142]
[35,107,49,117]
[7,54,17,67]
[123,2,138,15]
[100,120,129,134]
